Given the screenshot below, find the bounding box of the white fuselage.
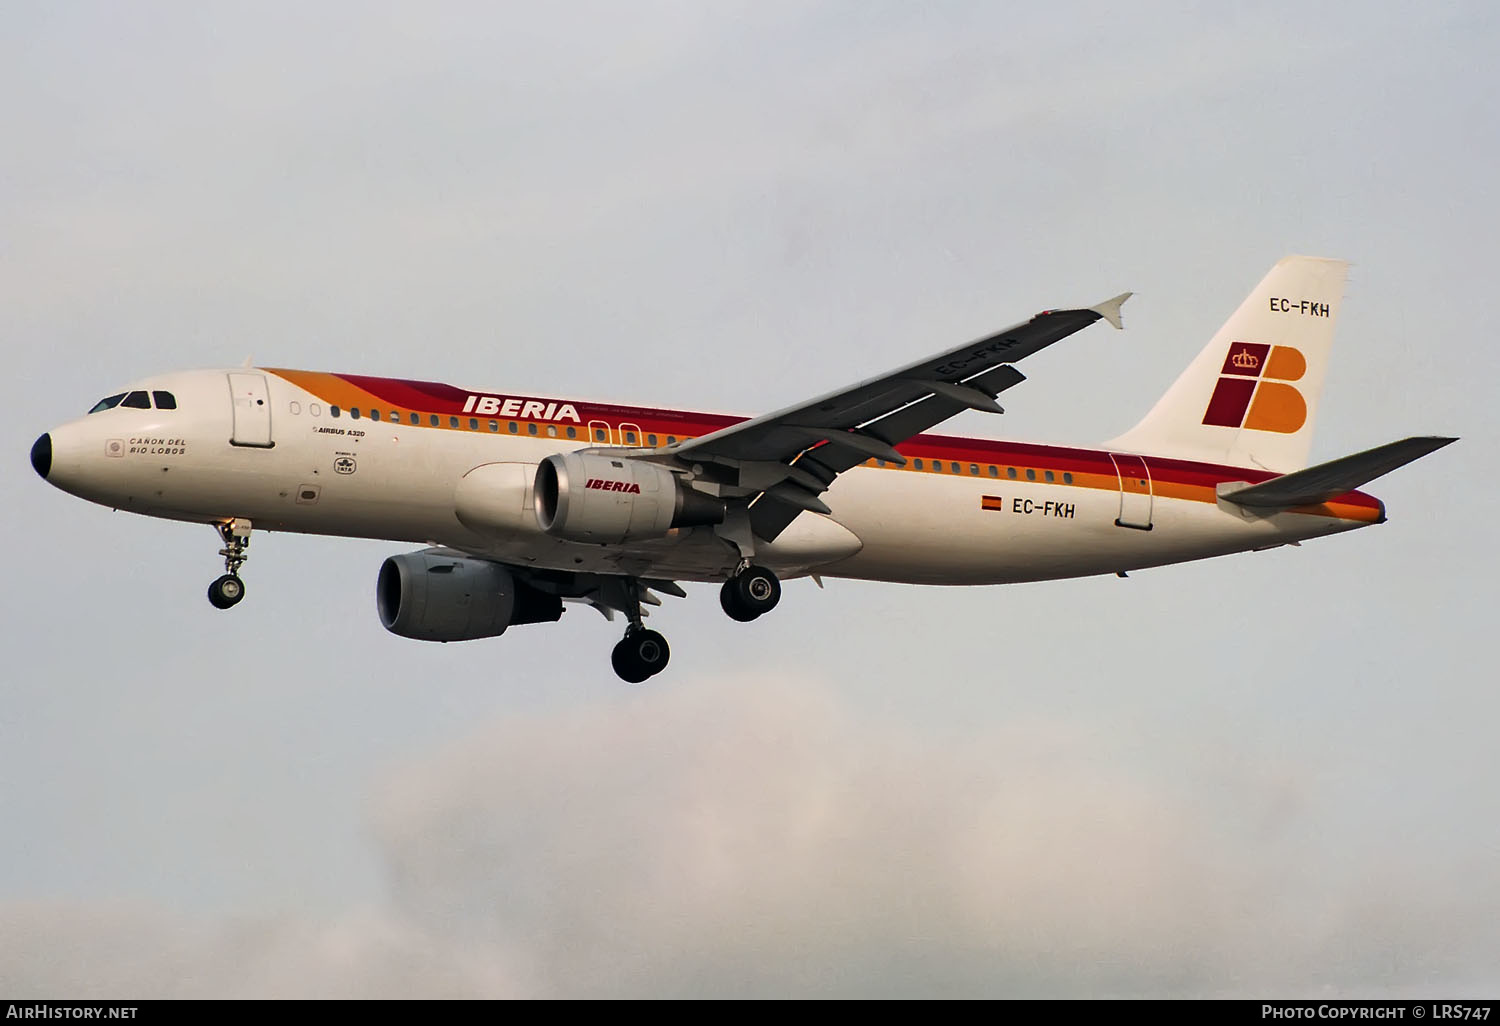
[36,368,1381,587]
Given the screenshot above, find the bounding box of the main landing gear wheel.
[208,574,245,610]
[719,564,781,622]
[611,629,670,684]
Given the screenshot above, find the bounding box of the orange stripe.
[266,369,389,412]
[264,369,1381,524]
[1292,500,1384,523]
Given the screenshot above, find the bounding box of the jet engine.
[376,549,563,642]
[533,451,724,544]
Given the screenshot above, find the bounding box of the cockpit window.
[121,391,150,409]
[88,393,127,414]
[152,391,177,410]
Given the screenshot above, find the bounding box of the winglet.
[1090,292,1132,330]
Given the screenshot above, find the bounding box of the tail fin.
[1107,255,1349,472]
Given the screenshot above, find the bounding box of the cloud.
[5,673,1493,998]
[0,901,524,999]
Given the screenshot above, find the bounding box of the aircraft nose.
[30,433,51,479]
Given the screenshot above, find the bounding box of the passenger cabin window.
[153,391,178,410]
[566,426,577,439]
[410,412,420,425]
[369,408,381,421]
[449,416,459,428]
[429,414,439,426]
[122,391,150,409]
[508,422,518,434]
[1045,470,1055,483]
[527,423,538,436]
[987,466,998,478]
[594,428,607,442]
[489,420,499,432]
[330,405,341,417]
[89,393,126,414]
[1007,467,1017,479]
[350,408,361,419]
[547,425,558,438]
[913,458,924,470]
[468,418,478,430]
[389,411,400,423]
[1026,469,1036,481]
[1064,472,1074,484]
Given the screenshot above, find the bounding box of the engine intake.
[534,451,724,544]
[377,549,563,642]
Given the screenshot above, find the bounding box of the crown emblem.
[1231,350,1259,370]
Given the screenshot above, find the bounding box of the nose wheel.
[208,518,252,611]
[720,564,781,622]
[208,573,245,609]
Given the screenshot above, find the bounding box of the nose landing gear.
[208,518,251,610]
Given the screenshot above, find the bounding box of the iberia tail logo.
[1202,342,1307,433]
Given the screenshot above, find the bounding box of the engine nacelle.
[534,451,724,544]
[377,549,563,642]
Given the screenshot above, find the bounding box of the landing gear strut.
[719,564,781,622]
[610,580,671,683]
[208,518,251,610]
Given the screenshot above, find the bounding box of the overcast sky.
[3,0,1496,999]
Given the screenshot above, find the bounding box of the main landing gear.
[207,518,251,610]
[610,579,671,684]
[719,564,781,622]
[605,565,781,683]
[612,628,671,684]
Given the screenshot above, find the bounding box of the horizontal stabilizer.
[1219,436,1457,509]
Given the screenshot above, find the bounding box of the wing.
[626,291,1131,541]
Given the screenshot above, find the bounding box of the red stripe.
[282,371,1383,513]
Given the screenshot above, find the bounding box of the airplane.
[29,255,1455,683]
